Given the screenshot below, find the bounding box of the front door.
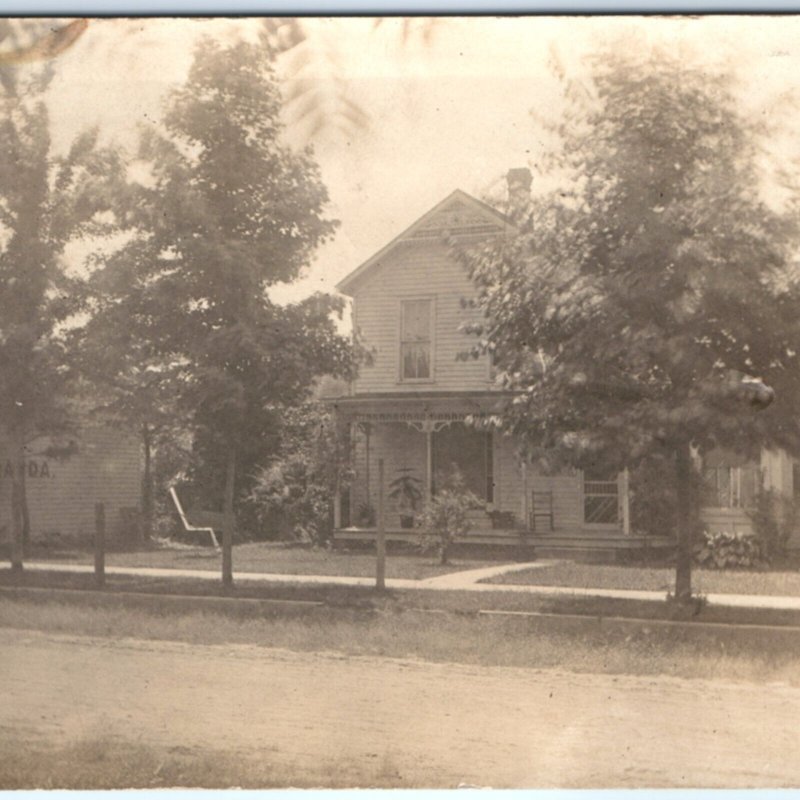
[432,425,493,503]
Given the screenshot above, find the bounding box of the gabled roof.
[336,189,510,296]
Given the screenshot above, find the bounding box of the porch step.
[530,533,675,550]
[531,534,676,563]
[334,528,675,557]
[335,527,530,547]
[534,546,622,562]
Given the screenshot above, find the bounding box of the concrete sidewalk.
[20,560,800,612]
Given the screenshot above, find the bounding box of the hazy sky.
[37,15,800,305]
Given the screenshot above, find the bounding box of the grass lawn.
[485,561,800,596]
[2,592,800,688]
[29,540,497,580]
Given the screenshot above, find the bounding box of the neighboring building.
[700,448,798,544]
[0,427,142,547]
[330,171,798,556]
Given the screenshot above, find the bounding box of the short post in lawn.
[94,502,106,589]
[376,458,386,591]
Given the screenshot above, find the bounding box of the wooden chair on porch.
[529,490,554,532]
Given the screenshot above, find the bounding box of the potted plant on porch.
[388,468,423,528]
[354,503,376,528]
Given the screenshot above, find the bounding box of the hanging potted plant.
[388,468,423,529]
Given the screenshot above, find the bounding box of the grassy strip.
[0,735,409,789]
[5,567,800,627]
[2,595,800,686]
[27,541,496,579]
[486,561,800,596]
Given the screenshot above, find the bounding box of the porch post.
[333,479,341,529]
[348,422,356,524]
[364,423,371,508]
[333,418,346,530]
[425,425,433,505]
[521,459,529,530]
[620,468,631,535]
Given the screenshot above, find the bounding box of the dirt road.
[3,628,799,788]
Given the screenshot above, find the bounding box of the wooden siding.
[761,449,794,498]
[492,437,585,530]
[0,427,141,544]
[352,240,491,394]
[700,508,754,535]
[530,474,586,531]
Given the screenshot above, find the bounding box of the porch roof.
[329,390,519,423]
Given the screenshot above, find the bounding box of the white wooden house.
[330,171,798,556]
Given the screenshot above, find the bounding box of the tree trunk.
[141,423,154,540]
[674,440,695,602]
[9,428,25,573]
[20,458,30,556]
[222,447,236,591]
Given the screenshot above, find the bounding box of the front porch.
[330,392,670,557]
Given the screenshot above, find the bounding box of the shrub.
[748,489,798,564]
[417,470,481,565]
[693,530,765,569]
[249,455,331,544]
[248,404,352,544]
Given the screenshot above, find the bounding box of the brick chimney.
[506,167,532,218]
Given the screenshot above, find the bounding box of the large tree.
[0,21,124,568]
[462,47,800,601]
[88,35,353,587]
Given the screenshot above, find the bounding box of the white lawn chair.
[169,486,221,549]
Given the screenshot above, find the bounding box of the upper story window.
[400,298,433,381]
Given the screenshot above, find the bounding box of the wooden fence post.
[94,502,105,589]
[376,458,386,591]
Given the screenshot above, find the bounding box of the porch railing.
[583,480,620,525]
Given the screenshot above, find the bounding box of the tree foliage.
[81,36,354,584]
[247,403,351,544]
[263,17,439,142]
[462,46,800,599]
[0,33,125,565]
